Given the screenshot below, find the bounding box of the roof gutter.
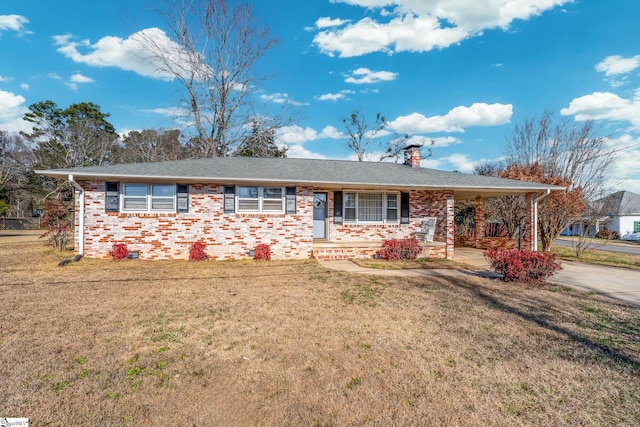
[532,189,551,251]
[68,174,84,256]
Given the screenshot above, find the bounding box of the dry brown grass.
[352,257,470,270]
[1,234,639,426]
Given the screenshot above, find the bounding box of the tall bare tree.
[479,111,616,252]
[341,110,417,162]
[141,0,278,158]
[505,110,614,199]
[0,131,35,216]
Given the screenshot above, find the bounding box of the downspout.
[68,174,84,256]
[532,189,551,251]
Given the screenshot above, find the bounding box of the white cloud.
[0,75,9,82]
[145,107,190,117]
[561,89,640,130]
[276,124,344,144]
[53,28,187,81]
[602,134,640,194]
[260,92,308,106]
[69,73,94,84]
[318,125,344,139]
[313,0,571,57]
[388,103,513,133]
[276,125,319,144]
[65,73,95,91]
[344,67,398,84]
[405,135,461,147]
[20,83,29,91]
[48,72,63,80]
[445,153,476,173]
[420,158,442,169]
[0,14,31,35]
[315,17,351,29]
[0,89,30,133]
[285,144,328,159]
[595,55,640,76]
[316,89,355,101]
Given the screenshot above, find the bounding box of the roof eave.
[36,169,563,195]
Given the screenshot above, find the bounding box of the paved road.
[554,238,640,256]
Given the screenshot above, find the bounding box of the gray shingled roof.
[37,157,562,199]
[598,191,640,215]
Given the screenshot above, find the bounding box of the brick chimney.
[403,145,422,168]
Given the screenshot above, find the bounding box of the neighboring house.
[561,191,640,241]
[36,146,561,260]
[599,191,640,241]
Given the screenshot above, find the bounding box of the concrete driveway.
[455,247,640,306]
[547,262,640,305]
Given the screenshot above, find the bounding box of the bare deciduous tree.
[342,110,420,162]
[505,110,614,199]
[478,111,616,252]
[0,131,35,216]
[141,0,278,158]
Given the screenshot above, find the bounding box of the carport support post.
[474,196,486,249]
[523,193,536,251]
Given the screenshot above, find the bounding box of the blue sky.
[1,0,639,193]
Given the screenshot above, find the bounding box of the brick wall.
[76,182,455,260]
[325,189,454,259]
[78,181,314,260]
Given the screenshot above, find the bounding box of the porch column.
[445,191,455,259]
[523,193,536,251]
[474,196,485,249]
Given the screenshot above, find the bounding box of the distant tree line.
[0,99,285,218]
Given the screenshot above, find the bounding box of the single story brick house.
[37,146,561,261]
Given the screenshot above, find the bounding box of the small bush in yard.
[595,229,619,240]
[39,199,73,251]
[189,242,208,261]
[378,238,422,260]
[254,244,271,261]
[108,243,129,260]
[484,248,562,284]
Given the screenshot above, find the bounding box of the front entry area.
[313,192,327,240]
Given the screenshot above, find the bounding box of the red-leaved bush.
[39,199,73,251]
[254,244,271,261]
[189,242,208,261]
[378,238,422,260]
[483,248,562,284]
[108,243,129,260]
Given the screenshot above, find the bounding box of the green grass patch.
[551,245,640,270]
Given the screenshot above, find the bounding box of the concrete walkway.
[319,248,640,306]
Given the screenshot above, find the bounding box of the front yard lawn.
[1,236,639,425]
